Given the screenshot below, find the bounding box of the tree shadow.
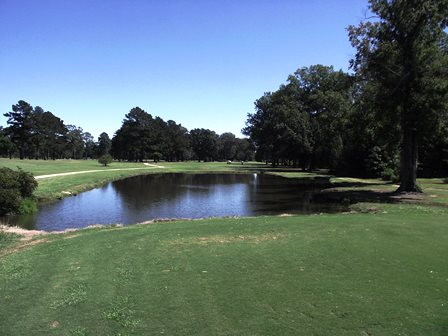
[314,188,414,205]
[330,181,396,188]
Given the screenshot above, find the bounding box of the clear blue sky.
[0,0,369,139]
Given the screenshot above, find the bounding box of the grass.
[0,159,150,175]
[0,204,447,335]
[0,231,19,251]
[1,158,448,334]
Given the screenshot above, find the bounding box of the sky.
[0,0,370,139]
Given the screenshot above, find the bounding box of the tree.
[37,111,67,160]
[98,154,113,166]
[234,138,255,161]
[165,120,190,161]
[97,132,111,156]
[290,65,353,170]
[112,107,158,162]
[244,65,351,169]
[0,127,15,158]
[3,100,34,159]
[66,125,85,159]
[217,132,237,161]
[348,0,448,192]
[243,93,275,164]
[83,132,97,159]
[190,128,218,162]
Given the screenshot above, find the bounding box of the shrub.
[0,189,21,215]
[17,168,38,197]
[98,154,113,166]
[0,167,38,216]
[381,167,399,183]
[17,198,38,214]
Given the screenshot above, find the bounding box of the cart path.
[35,163,165,180]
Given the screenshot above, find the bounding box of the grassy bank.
[0,203,447,335]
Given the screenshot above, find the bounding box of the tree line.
[243,0,448,191]
[1,102,254,163]
[1,100,112,160]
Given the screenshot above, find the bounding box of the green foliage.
[0,189,21,216]
[98,154,113,166]
[17,168,38,197]
[0,167,37,215]
[381,167,399,182]
[97,132,111,156]
[190,128,218,161]
[244,65,352,169]
[17,198,38,215]
[348,0,448,191]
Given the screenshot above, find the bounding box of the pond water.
[4,173,347,231]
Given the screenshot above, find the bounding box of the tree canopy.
[348,0,448,191]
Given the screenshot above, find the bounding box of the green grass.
[0,204,447,335]
[1,159,448,334]
[0,231,19,251]
[0,159,150,175]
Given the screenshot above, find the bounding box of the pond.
[4,173,347,231]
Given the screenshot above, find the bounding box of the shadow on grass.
[315,189,396,203]
[330,181,395,188]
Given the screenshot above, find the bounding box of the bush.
[381,167,399,183]
[0,189,21,215]
[17,168,38,197]
[17,198,38,214]
[0,167,38,215]
[98,154,113,166]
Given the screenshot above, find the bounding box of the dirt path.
[35,164,164,180]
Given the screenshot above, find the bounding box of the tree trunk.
[397,127,421,192]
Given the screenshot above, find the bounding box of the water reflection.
[3,173,345,231]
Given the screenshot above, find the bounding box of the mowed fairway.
[1,204,448,335]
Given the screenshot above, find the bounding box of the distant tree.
[112,107,154,161]
[190,128,218,162]
[37,111,67,160]
[98,153,113,166]
[83,132,96,159]
[348,0,448,191]
[290,65,353,170]
[165,120,190,161]
[243,78,315,167]
[217,132,237,161]
[234,138,255,162]
[243,93,276,164]
[0,127,15,158]
[3,100,34,159]
[66,125,85,159]
[148,117,168,161]
[97,132,111,156]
